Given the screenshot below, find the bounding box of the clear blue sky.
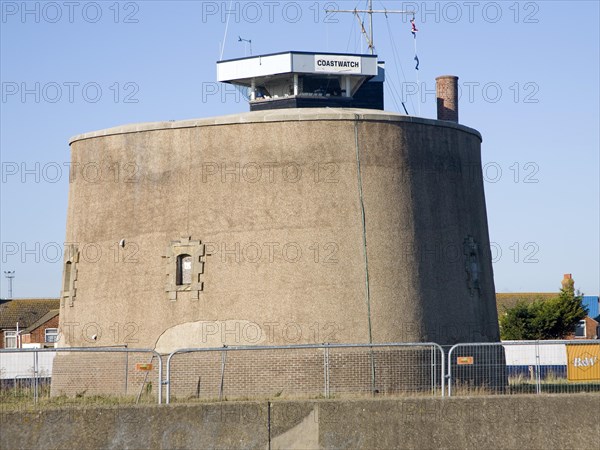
[1,1,598,298]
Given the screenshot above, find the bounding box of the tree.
[499,279,588,340]
[499,300,539,340]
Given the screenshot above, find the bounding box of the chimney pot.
[561,273,574,289]
[436,75,459,123]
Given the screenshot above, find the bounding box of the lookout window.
[302,75,343,96]
[176,254,192,286]
[164,238,205,301]
[63,261,72,291]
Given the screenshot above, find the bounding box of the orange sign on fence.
[457,356,474,365]
[136,363,153,371]
[566,344,600,381]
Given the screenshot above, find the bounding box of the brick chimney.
[561,273,573,289]
[436,75,459,123]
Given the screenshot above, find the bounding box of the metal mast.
[4,270,15,298]
[326,1,415,55]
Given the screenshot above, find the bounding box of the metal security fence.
[2,340,598,407]
[447,340,600,396]
[0,347,163,405]
[165,343,445,404]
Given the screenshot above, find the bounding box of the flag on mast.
[411,18,419,70]
[410,18,418,36]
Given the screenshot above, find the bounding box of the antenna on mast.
[326,0,415,55]
[238,36,252,56]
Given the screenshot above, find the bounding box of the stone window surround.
[62,244,79,307]
[164,237,205,301]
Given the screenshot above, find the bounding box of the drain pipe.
[354,114,376,394]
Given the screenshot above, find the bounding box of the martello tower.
[51,48,504,397]
[57,50,498,351]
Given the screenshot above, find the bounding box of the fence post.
[157,353,163,405]
[323,344,330,398]
[124,350,129,395]
[447,344,457,397]
[438,344,445,398]
[165,352,172,405]
[430,346,435,396]
[534,341,541,394]
[219,349,227,402]
[33,349,39,404]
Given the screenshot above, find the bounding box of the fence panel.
[166,343,444,404]
[5,340,594,406]
[167,347,325,402]
[0,347,162,407]
[448,340,600,396]
[326,344,443,397]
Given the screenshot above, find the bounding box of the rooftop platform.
[217,51,385,111]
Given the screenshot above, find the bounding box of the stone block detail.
[61,244,79,307]
[163,237,206,301]
[464,236,481,297]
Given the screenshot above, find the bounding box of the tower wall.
[58,109,499,353]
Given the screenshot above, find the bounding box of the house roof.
[22,309,59,333]
[495,293,557,316]
[0,298,60,329]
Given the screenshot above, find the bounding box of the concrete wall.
[2,396,598,449]
[58,108,497,352]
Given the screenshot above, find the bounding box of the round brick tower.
[52,108,504,398]
[57,108,498,350]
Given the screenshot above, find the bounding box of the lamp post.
[4,270,15,299]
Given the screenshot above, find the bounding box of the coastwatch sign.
[314,55,361,74]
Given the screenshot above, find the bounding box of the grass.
[449,375,600,396]
[3,375,600,411]
[0,382,157,412]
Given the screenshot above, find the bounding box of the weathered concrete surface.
[1,402,269,450]
[55,107,501,395]
[2,395,599,449]
[59,108,496,352]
